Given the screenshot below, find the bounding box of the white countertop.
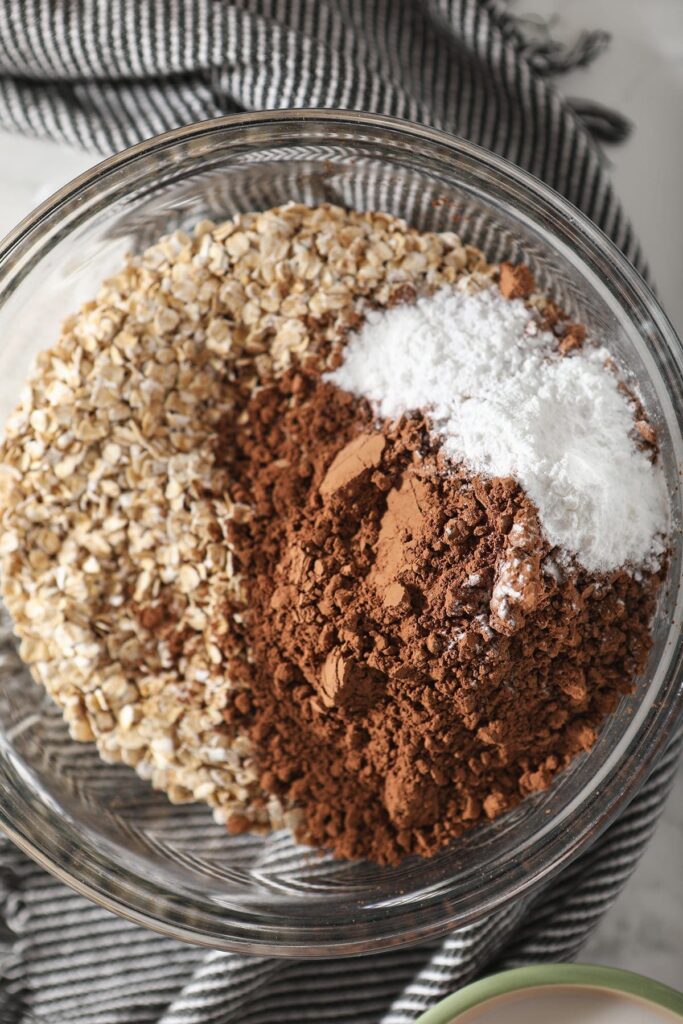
[513,0,683,985]
[0,0,680,990]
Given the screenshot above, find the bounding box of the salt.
[327,287,668,571]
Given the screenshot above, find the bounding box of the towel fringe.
[487,4,631,142]
[567,98,632,143]
[520,27,610,75]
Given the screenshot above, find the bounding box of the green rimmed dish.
[416,964,683,1023]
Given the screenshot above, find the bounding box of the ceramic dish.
[415,964,683,1023]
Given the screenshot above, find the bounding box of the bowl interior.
[0,115,681,955]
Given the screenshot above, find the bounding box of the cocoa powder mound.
[218,372,662,865]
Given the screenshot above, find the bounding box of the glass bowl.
[0,111,681,958]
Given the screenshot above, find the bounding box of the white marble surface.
[514,0,683,988]
[0,0,680,990]
[517,0,683,336]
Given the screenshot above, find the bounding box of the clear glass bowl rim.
[0,109,681,957]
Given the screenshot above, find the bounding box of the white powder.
[327,287,668,571]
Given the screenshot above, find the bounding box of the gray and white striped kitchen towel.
[0,2,680,1022]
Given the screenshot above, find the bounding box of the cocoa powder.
[218,372,661,865]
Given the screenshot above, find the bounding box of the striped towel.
[0,2,679,1022]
